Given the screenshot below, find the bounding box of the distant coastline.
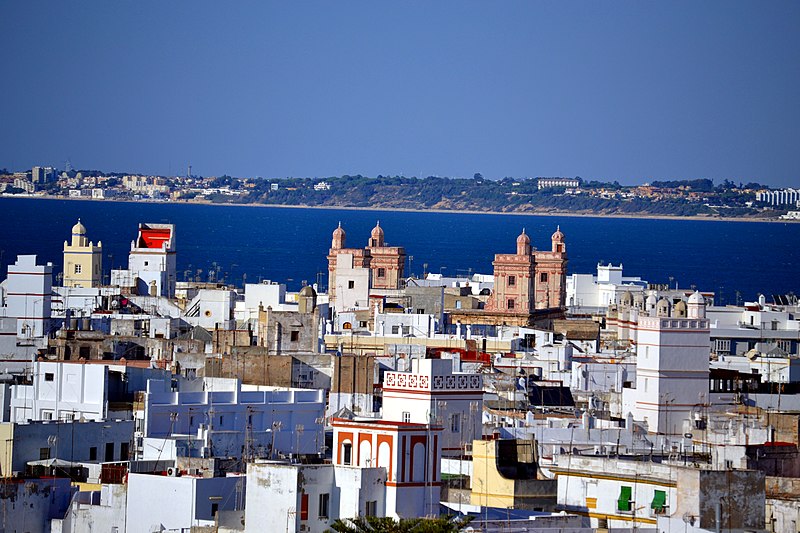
[3,193,795,224]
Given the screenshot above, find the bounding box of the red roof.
[139,227,171,249]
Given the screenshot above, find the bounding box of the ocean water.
[0,197,797,303]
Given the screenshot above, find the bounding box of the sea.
[0,196,798,304]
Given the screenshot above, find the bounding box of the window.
[651,490,667,514]
[450,414,460,433]
[45,373,54,382]
[392,325,400,335]
[40,447,51,460]
[402,411,411,423]
[540,272,548,283]
[365,500,377,516]
[778,340,792,353]
[508,275,516,286]
[348,280,355,289]
[507,299,515,310]
[455,300,462,309]
[43,411,53,420]
[714,339,731,354]
[74,264,82,274]
[219,415,224,426]
[359,321,368,328]
[120,442,129,460]
[318,493,330,519]
[377,268,386,278]
[342,442,352,465]
[211,503,218,517]
[618,486,632,511]
[89,447,97,461]
[63,412,75,421]
[290,330,299,342]
[144,261,149,266]
[105,442,114,462]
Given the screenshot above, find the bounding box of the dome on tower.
[551,225,564,242]
[688,291,705,305]
[299,285,317,297]
[369,221,384,247]
[72,219,87,235]
[516,229,530,246]
[331,222,346,249]
[656,297,671,317]
[620,291,634,307]
[371,222,384,240]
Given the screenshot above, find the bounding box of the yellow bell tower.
[63,219,103,288]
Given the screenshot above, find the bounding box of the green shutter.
[651,490,667,512]
[618,486,632,511]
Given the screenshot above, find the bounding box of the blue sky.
[1,1,798,186]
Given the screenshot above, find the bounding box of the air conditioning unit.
[167,467,180,477]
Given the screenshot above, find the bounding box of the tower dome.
[516,228,531,255]
[645,294,658,314]
[331,222,345,250]
[673,299,687,318]
[369,221,384,247]
[70,219,88,247]
[687,290,706,319]
[72,219,87,235]
[620,291,634,307]
[551,225,566,253]
[656,297,671,317]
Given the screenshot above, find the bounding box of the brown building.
[327,222,405,309]
[486,227,567,314]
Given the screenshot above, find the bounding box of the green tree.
[326,515,472,533]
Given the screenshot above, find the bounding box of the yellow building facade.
[63,219,103,288]
[470,438,557,511]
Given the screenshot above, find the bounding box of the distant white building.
[566,263,647,310]
[538,177,581,190]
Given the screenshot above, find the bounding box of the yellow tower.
[63,219,103,288]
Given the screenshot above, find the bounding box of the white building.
[382,358,482,457]
[10,362,108,423]
[125,472,245,533]
[566,263,647,310]
[111,223,176,297]
[183,289,236,330]
[554,455,765,531]
[0,419,134,476]
[622,292,710,436]
[0,255,54,358]
[140,378,325,461]
[245,462,384,533]
[332,253,371,312]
